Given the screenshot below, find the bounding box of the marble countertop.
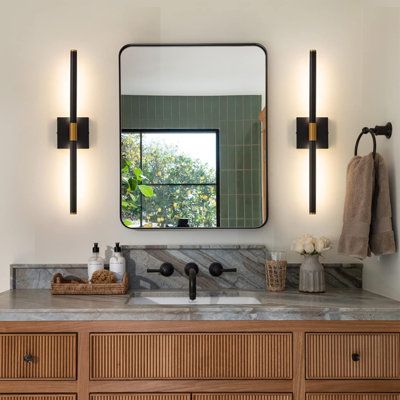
[0,288,399,321]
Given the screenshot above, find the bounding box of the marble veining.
[0,288,399,321]
[7,246,396,322]
[11,248,362,290]
[10,264,88,290]
[10,244,362,291]
[123,245,362,290]
[123,246,267,290]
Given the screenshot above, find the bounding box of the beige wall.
[0,0,397,297]
[361,1,400,300]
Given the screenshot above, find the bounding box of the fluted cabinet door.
[307,395,400,400]
[90,333,292,380]
[90,395,190,400]
[306,333,400,379]
[0,396,76,400]
[193,394,292,400]
[90,395,291,400]
[0,334,77,380]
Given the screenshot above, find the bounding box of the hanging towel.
[338,153,396,259]
[338,153,375,259]
[370,154,396,255]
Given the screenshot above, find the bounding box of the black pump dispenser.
[92,243,99,253]
[114,242,121,253]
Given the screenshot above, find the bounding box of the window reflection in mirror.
[120,44,267,229]
[122,131,219,228]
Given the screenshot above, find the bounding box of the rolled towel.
[338,153,375,259]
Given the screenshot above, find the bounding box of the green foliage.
[121,147,154,226]
[121,133,217,228]
[138,185,154,197]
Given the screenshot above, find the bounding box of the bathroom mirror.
[120,44,267,229]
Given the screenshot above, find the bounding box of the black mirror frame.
[119,43,268,230]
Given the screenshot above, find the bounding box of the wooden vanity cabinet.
[0,396,76,400]
[89,395,292,400]
[90,332,292,380]
[306,395,400,400]
[0,334,77,380]
[0,321,400,400]
[306,333,400,379]
[90,395,190,400]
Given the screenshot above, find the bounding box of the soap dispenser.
[88,243,105,281]
[109,242,126,282]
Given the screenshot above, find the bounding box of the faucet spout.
[184,262,199,300]
[188,268,197,300]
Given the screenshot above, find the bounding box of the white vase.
[299,254,325,293]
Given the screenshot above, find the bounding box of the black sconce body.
[57,117,89,149]
[296,117,328,149]
[57,50,89,215]
[296,50,329,215]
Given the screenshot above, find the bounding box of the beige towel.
[370,154,396,255]
[338,153,396,259]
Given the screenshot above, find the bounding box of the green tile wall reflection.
[121,95,263,228]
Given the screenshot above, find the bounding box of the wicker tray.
[51,273,129,295]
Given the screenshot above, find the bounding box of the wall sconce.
[296,50,329,214]
[57,50,89,214]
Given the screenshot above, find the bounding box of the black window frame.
[121,128,220,228]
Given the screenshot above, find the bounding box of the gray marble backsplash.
[124,245,266,290]
[11,245,362,290]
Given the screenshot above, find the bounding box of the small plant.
[292,234,331,256]
[121,159,154,227]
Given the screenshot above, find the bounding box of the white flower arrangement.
[292,234,331,256]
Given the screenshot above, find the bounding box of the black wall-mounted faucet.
[147,262,174,277]
[209,262,237,277]
[184,262,199,300]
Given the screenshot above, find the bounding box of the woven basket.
[265,260,287,292]
[51,273,129,295]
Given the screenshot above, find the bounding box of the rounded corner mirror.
[120,44,267,229]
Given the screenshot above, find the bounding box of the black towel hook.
[354,122,392,158]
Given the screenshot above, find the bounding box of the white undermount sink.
[129,295,261,305]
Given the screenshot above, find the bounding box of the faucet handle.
[209,262,237,277]
[147,262,174,277]
[184,262,199,275]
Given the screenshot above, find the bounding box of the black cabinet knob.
[23,354,33,363]
[209,262,237,277]
[147,262,174,277]
[351,353,360,362]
